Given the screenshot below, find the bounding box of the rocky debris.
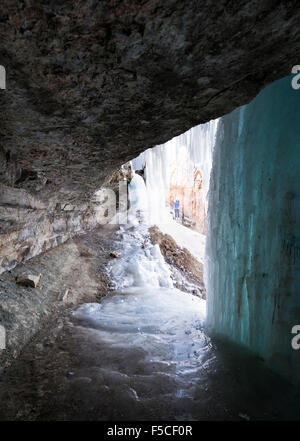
[16,273,41,288]
[149,226,206,298]
[109,251,120,258]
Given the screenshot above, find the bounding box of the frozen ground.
[70,221,209,419]
[1,173,299,421]
[0,222,300,420]
[159,219,206,264]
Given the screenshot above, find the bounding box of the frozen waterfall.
[130,120,219,263]
[132,119,218,227]
[205,75,300,383]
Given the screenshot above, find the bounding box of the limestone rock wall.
[0,184,105,274]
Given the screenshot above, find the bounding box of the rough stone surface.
[0,0,299,204]
[16,272,41,288]
[0,182,112,273]
[0,225,115,372]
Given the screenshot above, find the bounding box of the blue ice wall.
[206,76,300,382]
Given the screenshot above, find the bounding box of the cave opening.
[55,73,300,422]
[128,118,216,301]
[0,68,299,421]
[0,0,299,419]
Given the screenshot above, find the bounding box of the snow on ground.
[158,219,206,264]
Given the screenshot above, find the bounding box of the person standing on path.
[174,199,180,219]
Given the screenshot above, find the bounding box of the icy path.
[1,223,300,421]
[71,174,209,419]
[71,221,210,419]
